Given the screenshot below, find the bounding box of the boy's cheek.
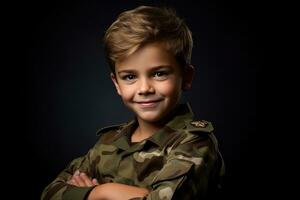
[118,87,135,99]
[158,82,181,96]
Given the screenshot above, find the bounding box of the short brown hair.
[104,6,193,73]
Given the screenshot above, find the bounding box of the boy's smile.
[111,42,193,123]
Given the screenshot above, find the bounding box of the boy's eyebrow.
[150,65,173,70]
[117,65,173,74]
[118,69,137,74]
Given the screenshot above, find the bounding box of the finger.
[92,178,99,185]
[73,172,86,187]
[74,170,80,176]
[79,172,93,187]
[67,174,76,185]
[67,178,77,186]
[69,170,81,186]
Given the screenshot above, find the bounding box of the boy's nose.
[138,78,154,95]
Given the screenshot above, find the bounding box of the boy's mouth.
[135,99,163,108]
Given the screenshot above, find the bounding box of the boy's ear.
[110,73,122,95]
[182,64,195,91]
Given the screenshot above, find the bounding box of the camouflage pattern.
[41,103,225,200]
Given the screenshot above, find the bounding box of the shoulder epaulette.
[184,119,214,133]
[96,123,127,136]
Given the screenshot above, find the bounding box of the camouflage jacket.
[41,103,225,200]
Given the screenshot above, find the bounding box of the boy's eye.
[122,74,136,81]
[153,71,169,79]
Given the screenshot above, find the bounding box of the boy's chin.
[135,112,165,123]
[125,103,171,123]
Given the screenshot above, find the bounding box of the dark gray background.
[16,0,267,199]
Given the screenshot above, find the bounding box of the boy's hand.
[67,170,99,187]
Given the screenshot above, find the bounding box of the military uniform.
[41,103,225,200]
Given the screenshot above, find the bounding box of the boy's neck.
[131,104,182,143]
[131,118,163,143]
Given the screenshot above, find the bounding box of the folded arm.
[68,170,149,200]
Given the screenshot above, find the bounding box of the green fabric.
[63,186,95,200]
[41,103,225,200]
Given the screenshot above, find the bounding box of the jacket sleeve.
[130,133,223,200]
[41,140,102,200]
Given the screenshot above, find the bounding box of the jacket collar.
[112,103,194,150]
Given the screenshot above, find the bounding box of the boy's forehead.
[115,42,179,71]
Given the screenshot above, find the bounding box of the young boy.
[41,5,224,200]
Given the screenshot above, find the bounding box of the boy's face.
[111,42,193,123]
